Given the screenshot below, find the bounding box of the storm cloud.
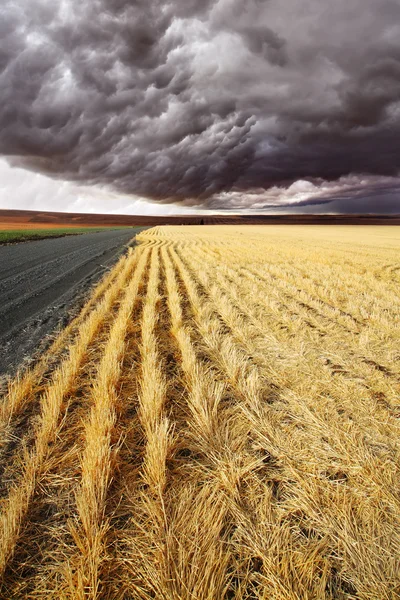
[1,0,400,211]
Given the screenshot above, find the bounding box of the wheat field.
[0,225,399,599]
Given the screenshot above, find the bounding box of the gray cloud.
[279,192,400,215]
[278,178,400,214]
[1,0,400,212]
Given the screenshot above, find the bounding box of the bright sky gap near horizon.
[0,1,400,215]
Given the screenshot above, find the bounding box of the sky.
[0,0,400,215]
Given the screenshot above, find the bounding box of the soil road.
[0,228,140,376]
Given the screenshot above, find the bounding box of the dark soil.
[0,228,146,376]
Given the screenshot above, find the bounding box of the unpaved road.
[0,228,142,376]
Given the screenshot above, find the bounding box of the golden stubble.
[0,225,399,599]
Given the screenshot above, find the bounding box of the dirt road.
[0,228,141,375]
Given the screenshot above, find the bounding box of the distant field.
[1,207,400,228]
[0,226,131,244]
[1,225,399,598]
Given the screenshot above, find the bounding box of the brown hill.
[0,208,399,228]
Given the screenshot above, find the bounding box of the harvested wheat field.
[0,225,400,599]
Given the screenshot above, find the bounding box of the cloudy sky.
[1,0,400,215]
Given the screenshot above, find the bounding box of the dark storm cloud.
[278,191,400,215]
[1,0,400,211]
[265,181,400,214]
